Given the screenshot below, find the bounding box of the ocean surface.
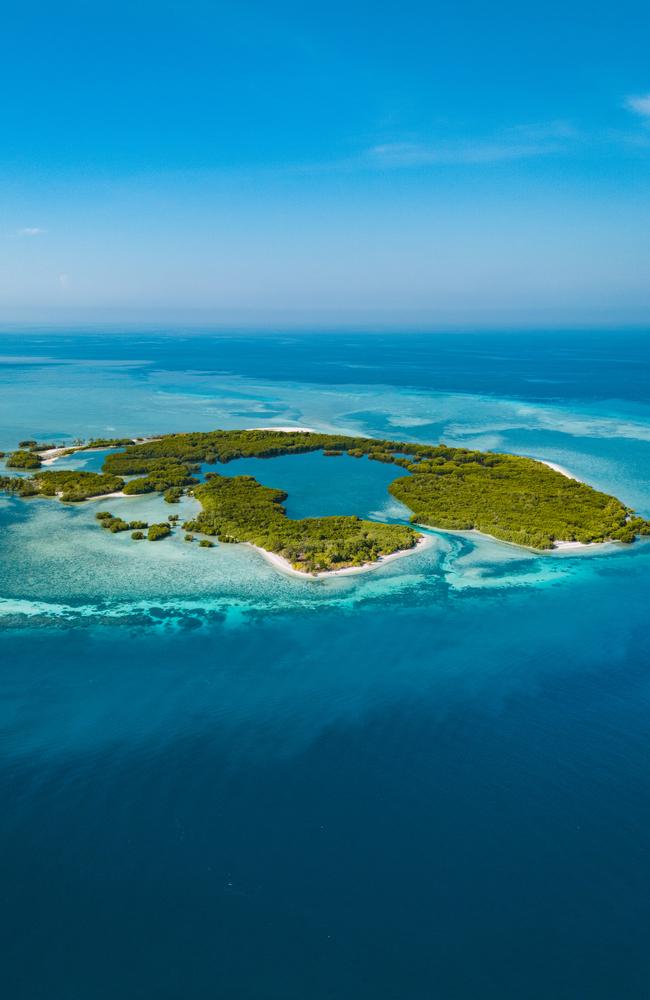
[1,330,650,999]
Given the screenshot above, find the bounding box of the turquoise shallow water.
[2,332,650,998]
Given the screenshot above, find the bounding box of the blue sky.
[2,0,650,328]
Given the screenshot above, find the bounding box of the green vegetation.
[0,469,123,501]
[147,523,172,541]
[100,428,427,471]
[131,530,145,540]
[0,475,40,497]
[30,442,58,452]
[7,450,42,469]
[98,514,130,533]
[198,539,214,548]
[31,470,124,501]
[387,449,647,548]
[183,473,418,572]
[96,511,150,534]
[163,487,183,503]
[86,437,141,448]
[121,463,199,496]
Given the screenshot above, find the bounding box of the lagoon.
[214,450,412,521]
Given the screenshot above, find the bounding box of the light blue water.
[1,332,650,999]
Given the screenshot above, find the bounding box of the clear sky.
[2,0,650,328]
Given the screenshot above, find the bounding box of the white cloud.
[625,94,650,117]
[17,227,46,236]
[363,122,579,168]
[366,138,559,167]
[58,273,70,290]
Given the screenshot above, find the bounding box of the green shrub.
[147,523,172,541]
[108,519,130,533]
[34,471,124,500]
[7,450,41,469]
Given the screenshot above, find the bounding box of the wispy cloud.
[625,94,650,118]
[16,226,47,237]
[367,141,546,166]
[361,121,579,168]
[275,130,574,179]
[366,135,570,169]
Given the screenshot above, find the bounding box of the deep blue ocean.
[1,331,650,999]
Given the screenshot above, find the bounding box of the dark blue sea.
[1,330,650,999]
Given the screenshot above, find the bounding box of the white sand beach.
[249,533,433,580]
[87,491,130,500]
[538,458,582,481]
[251,426,316,433]
[422,521,601,553]
[39,437,157,466]
[39,447,73,465]
[55,490,130,501]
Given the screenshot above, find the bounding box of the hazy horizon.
[2,310,650,334]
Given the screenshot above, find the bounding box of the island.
[1,428,649,574]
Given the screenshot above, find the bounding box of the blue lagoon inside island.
[2,427,648,577]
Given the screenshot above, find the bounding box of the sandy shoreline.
[39,447,73,465]
[250,425,316,433]
[38,437,156,466]
[249,533,433,580]
[423,522,602,553]
[552,539,599,550]
[538,458,582,482]
[86,490,130,501]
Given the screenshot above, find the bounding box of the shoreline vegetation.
[251,533,434,579]
[1,428,649,574]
